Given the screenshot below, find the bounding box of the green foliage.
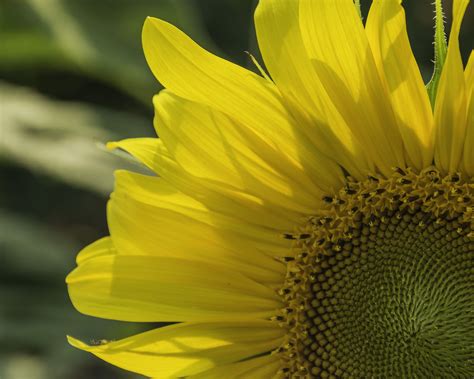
[0,0,217,104]
[0,82,151,194]
[426,0,448,108]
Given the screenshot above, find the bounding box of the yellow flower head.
[67,0,473,377]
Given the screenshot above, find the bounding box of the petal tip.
[106,141,119,151]
[143,16,158,29]
[67,335,89,350]
[142,16,169,38]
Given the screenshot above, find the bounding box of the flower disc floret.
[278,168,474,377]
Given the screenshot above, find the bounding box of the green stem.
[426,0,448,108]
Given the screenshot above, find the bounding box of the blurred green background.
[0,1,472,378]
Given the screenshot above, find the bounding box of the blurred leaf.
[0,209,78,276]
[0,284,145,379]
[0,82,152,195]
[1,0,219,104]
[0,207,146,378]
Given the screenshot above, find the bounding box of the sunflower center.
[277,168,473,378]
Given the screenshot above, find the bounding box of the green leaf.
[0,82,152,195]
[1,0,218,104]
[426,0,448,108]
[0,210,78,276]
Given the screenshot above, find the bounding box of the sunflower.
[67,0,473,377]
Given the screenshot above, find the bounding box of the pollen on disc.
[276,168,474,378]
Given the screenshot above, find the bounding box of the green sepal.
[426,0,448,108]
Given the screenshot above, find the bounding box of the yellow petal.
[434,0,469,173]
[108,138,304,231]
[68,321,283,378]
[466,50,474,96]
[142,17,344,193]
[75,236,114,265]
[463,51,474,175]
[107,138,162,173]
[254,0,373,180]
[366,0,434,169]
[154,90,326,213]
[299,0,405,176]
[189,354,281,379]
[111,171,290,252]
[108,171,287,285]
[142,17,279,122]
[67,248,282,322]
